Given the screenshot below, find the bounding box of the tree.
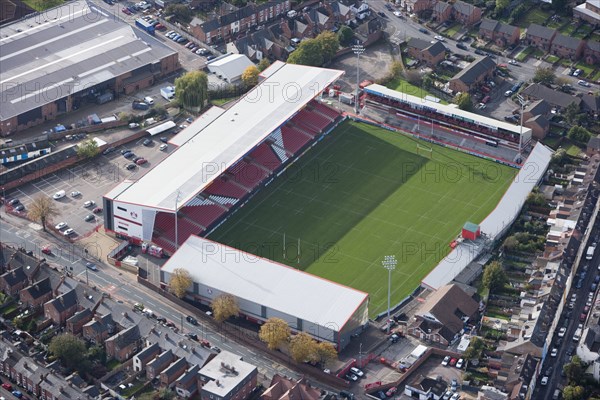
[495,0,509,12]
[567,126,592,144]
[316,31,340,64]
[77,139,99,159]
[482,261,507,292]
[175,71,208,111]
[241,65,260,87]
[533,67,556,86]
[49,334,88,370]
[169,268,192,298]
[165,4,192,23]
[257,58,271,72]
[28,195,58,232]
[526,191,547,206]
[259,318,290,350]
[564,102,581,125]
[563,385,585,400]
[337,25,354,47]
[287,39,324,66]
[552,0,567,12]
[211,293,240,322]
[454,92,473,111]
[422,74,434,89]
[463,336,485,361]
[508,4,526,22]
[503,236,519,251]
[289,332,318,363]
[315,341,338,367]
[563,356,584,384]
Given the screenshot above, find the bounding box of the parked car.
[345,373,358,382]
[574,69,582,77]
[349,367,364,377]
[456,359,464,368]
[159,144,168,151]
[55,222,68,230]
[83,200,95,208]
[186,315,198,325]
[122,7,132,14]
[210,345,221,353]
[136,158,147,165]
[508,59,518,65]
[2,383,12,390]
[449,358,457,366]
[143,138,153,146]
[86,262,98,271]
[456,43,468,50]
[53,190,66,200]
[578,80,591,87]
[386,387,397,397]
[418,27,428,34]
[442,356,451,366]
[93,207,103,214]
[102,147,115,155]
[558,327,567,337]
[434,35,445,41]
[126,163,136,170]
[63,228,75,236]
[550,348,558,357]
[504,90,513,97]
[84,214,95,222]
[14,204,24,211]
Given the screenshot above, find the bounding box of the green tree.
[28,195,59,232]
[337,25,354,47]
[422,74,434,89]
[503,236,519,251]
[211,293,240,322]
[552,0,567,12]
[564,102,581,125]
[482,261,507,292]
[257,58,271,72]
[563,385,585,400]
[49,334,88,370]
[495,0,509,12]
[463,337,485,361]
[175,71,208,111]
[526,191,547,206]
[259,318,291,350]
[533,67,556,86]
[509,4,526,22]
[87,345,106,364]
[241,65,260,87]
[315,341,338,367]
[454,92,473,111]
[287,39,324,66]
[165,4,192,23]
[169,268,192,298]
[77,139,99,159]
[563,356,584,384]
[567,126,592,144]
[316,31,340,64]
[289,332,318,363]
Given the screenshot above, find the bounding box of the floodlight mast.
[353,44,365,114]
[382,255,397,332]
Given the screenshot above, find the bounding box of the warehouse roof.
[0,1,177,122]
[162,236,369,329]
[206,54,254,82]
[422,142,553,290]
[109,62,343,210]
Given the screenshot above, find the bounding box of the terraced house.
[479,19,520,47]
[525,24,557,51]
[550,34,584,60]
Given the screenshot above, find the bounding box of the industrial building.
[0,1,179,135]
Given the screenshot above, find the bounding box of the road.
[0,210,313,389]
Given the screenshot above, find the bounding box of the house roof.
[1,267,27,287]
[453,0,477,16]
[22,277,52,300]
[46,289,78,313]
[497,22,518,36]
[526,114,549,129]
[176,364,200,388]
[451,56,496,85]
[417,284,478,335]
[588,136,600,150]
[463,221,479,233]
[433,2,451,12]
[521,83,581,108]
[106,325,140,349]
[148,349,175,374]
[262,375,323,400]
[526,23,556,40]
[587,40,600,53]
[479,18,498,32]
[407,37,431,51]
[552,33,582,50]
[525,99,551,116]
[407,375,447,396]
[427,41,447,57]
[200,351,257,397]
[135,343,162,363]
[161,357,188,379]
[582,94,600,113]
[67,308,92,325]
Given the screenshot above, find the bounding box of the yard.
[387,76,449,104]
[515,8,552,28]
[546,55,560,64]
[515,47,543,62]
[575,62,597,78]
[22,0,63,11]
[444,23,462,38]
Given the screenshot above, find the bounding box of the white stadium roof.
[109,62,343,211]
[169,106,225,147]
[422,142,553,290]
[162,235,369,329]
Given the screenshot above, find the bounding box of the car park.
[55,222,68,230]
[63,228,75,236]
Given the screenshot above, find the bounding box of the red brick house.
[175,365,200,398]
[147,349,175,380]
[44,289,79,325]
[452,1,482,25]
[584,40,600,65]
[525,24,557,51]
[133,343,162,373]
[20,277,53,309]
[66,308,93,335]
[83,313,116,344]
[0,267,28,296]
[160,357,188,387]
[550,34,584,60]
[432,2,452,23]
[449,56,496,93]
[574,0,600,25]
[406,38,447,66]
[402,0,432,13]
[106,325,142,362]
[190,0,290,44]
[479,19,520,46]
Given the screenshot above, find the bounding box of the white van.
[144,96,154,105]
[52,190,66,200]
[587,245,596,260]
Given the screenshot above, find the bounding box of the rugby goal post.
[416,143,433,159]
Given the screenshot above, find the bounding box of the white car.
[442,356,451,366]
[456,358,464,368]
[504,90,513,97]
[558,327,566,337]
[393,11,402,17]
[55,222,68,230]
[159,144,168,151]
[508,60,518,65]
[52,190,65,200]
[541,376,548,385]
[349,367,364,377]
[83,200,95,208]
[144,96,155,105]
[434,35,445,41]
[578,80,591,87]
[550,348,558,357]
[63,228,75,236]
[70,191,81,197]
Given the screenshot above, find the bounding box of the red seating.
[153,236,176,254]
[292,109,331,133]
[249,143,281,171]
[310,100,340,120]
[204,178,248,198]
[232,163,268,188]
[228,160,248,175]
[281,125,311,154]
[153,211,175,234]
[181,204,226,230]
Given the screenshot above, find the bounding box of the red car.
[155,23,165,30]
[41,246,52,255]
[135,158,147,165]
[121,7,131,14]
[92,207,103,214]
[2,382,12,390]
[580,313,587,322]
[449,358,457,366]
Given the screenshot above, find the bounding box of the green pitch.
[209,120,516,316]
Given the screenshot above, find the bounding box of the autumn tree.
[77,139,99,159]
[169,268,192,298]
[463,336,485,361]
[259,318,290,350]
[533,67,556,86]
[483,261,507,292]
[241,65,260,87]
[454,92,473,111]
[315,341,338,367]
[175,71,208,111]
[289,332,318,363]
[564,356,584,384]
[49,334,88,370]
[28,195,59,232]
[211,293,240,322]
[257,58,270,72]
[563,385,585,400]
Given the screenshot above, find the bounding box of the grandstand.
[103,62,344,253]
[363,84,532,152]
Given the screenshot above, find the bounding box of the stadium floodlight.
[382,254,397,330]
[516,94,526,163]
[352,44,365,114]
[174,190,181,250]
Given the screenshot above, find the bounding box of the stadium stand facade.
[103,62,344,253]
